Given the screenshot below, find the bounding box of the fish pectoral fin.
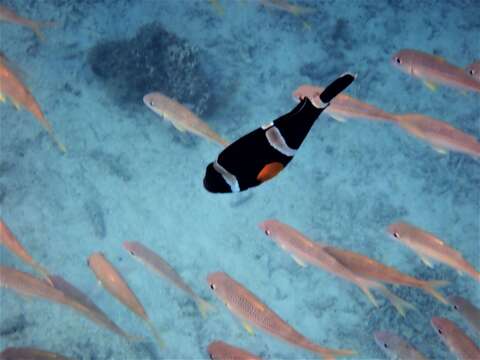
[242,321,255,336]
[423,81,438,92]
[420,256,434,268]
[291,255,307,267]
[12,101,22,110]
[433,147,448,155]
[329,113,347,123]
[0,93,5,102]
[171,120,187,132]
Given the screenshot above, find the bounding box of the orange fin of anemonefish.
[424,81,438,92]
[256,162,284,182]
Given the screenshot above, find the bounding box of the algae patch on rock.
[88,22,212,115]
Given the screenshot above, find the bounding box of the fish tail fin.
[145,319,166,349]
[46,128,67,153]
[379,286,416,317]
[195,297,215,318]
[422,280,449,304]
[33,263,53,285]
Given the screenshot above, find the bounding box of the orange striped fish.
[207,340,261,360]
[143,92,229,147]
[87,252,165,348]
[260,219,415,316]
[323,245,449,304]
[449,296,480,335]
[0,5,54,40]
[0,218,51,283]
[388,222,480,282]
[123,241,213,318]
[0,266,135,340]
[392,49,480,92]
[393,114,480,158]
[431,317,480,360]
[0,54,65,152]
[208,272,356,359]
[0,347,71,360]
[466,61,480,82]
[293,84,396,122]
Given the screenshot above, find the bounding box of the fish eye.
[383,343,388,349]
[453,304,458,310]
[129,250,135,256]
[209,354,214,360]
[149,100,154,107]
[470,69,475,75]
[393,232,399,238]
[264,229,271,236]
[210,283,216,290]
[395,57,401,64]
[437,328,442,335]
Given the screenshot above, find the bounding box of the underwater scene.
[0,0,479,359]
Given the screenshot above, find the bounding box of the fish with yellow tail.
[388,222,480,282]
[449,296,480,335]
[391,49,480,93]
[0,266,135,340]
[0,54,65,152]
[123,241,213,318]
[322,245,449,304]
[0,5,54,40]
[207,272,356,359]
[143,92,229,147]
[260,219,415,316]
[466,61,480,82]
[431,317,480,360]
[87,252,165,348]
[0,219,51,284]
[0,347,71,360]
[374,331,428,360]
[392,114,480,158]
[293,84,397,123]
[207,340,262,360]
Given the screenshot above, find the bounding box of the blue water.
[0,0,479,359]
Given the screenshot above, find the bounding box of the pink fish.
[449,296,480,335]
[207,340,261,360]
[392,49,480,92]
[431,317,480,360]
[374,331,427,360]
[393,114,480,158]
[207,272,356,359]
[293,84,396,122]
[466,61,480,82]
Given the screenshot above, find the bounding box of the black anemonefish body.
[203,73,355,193]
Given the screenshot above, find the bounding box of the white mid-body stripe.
[213,161,240,193]
[265,126,297,157]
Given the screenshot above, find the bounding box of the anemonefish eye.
[393,232,400,238]
[210,283,216,290]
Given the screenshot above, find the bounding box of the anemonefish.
[203,73,355,193]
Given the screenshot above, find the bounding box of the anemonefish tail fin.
[422,280,449,304]
[379,286,416,317]
[195,297,215,319]
[145,319,166,349]
[319,73,356,104]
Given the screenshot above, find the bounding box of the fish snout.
[373,331,390,348]
[431,317,446,335]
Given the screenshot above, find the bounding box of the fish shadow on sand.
[83,199,107,240]
[89,149,133,183]
[0,314,31,337]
